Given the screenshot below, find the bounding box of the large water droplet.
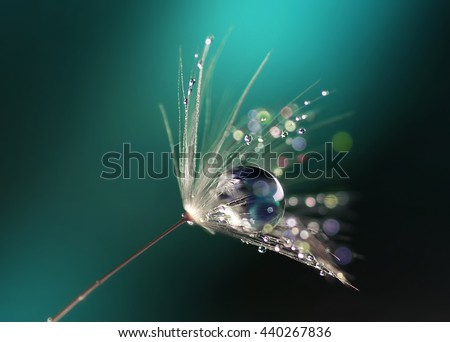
[212,166,285,232]
[258,246,267,254]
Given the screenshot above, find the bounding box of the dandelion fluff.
[49,35,357,322]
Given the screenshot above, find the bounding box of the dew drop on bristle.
[189,78,195,87]
[321,90,330,96]
[258,246,267,254]
[304,100,310,106]
[281,131,288,138]
[244,134,253,145]
[298,127,306,135]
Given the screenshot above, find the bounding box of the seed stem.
[48,215,187,322]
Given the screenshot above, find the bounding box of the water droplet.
[244,134,253,145]
[307,255,314,261]
[205,36,213,45]
[189,78,196,87]
[281,131,288,138]
[295,116,301,121]
[197,59,203,69]
[194,53,199,58]
[274,245,281,252]
[321,90,330,96]
[298,127,306,135]
[258,136,264,143]
[258,246,267,254]
[183,97,188,106]
[262,235,270,243]
[283,239,292,248]
[320,270,326,276]
[304,100,310,106]
[298,252,305,259]
[187,220,194,226]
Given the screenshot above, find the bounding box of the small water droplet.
[304,100,310,106]
[183,97,188,106]
[321,90,330,96]
[307,255,314,261]
[258,246,267,254]
[283,239,292,248]
[298,252,305,259]
[295,116,301,121]
[197,59,203,69]
[194,53,199,58]
[281,131,288,138]
[258,136,264,143]
[320,270,326,276]
[262,235,270,243]
[189,78,196,87]
[187,220,194,226]
[244,134,253,145]
[298,127,306,135]
[274,245,281,252]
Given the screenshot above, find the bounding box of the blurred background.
[1,0,449,321]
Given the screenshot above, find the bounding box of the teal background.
[1,0,449,321]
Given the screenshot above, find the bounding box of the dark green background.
[1,0,449,321]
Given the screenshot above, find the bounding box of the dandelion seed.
[49,34,357,322]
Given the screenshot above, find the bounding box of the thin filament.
[48,216,187,322]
